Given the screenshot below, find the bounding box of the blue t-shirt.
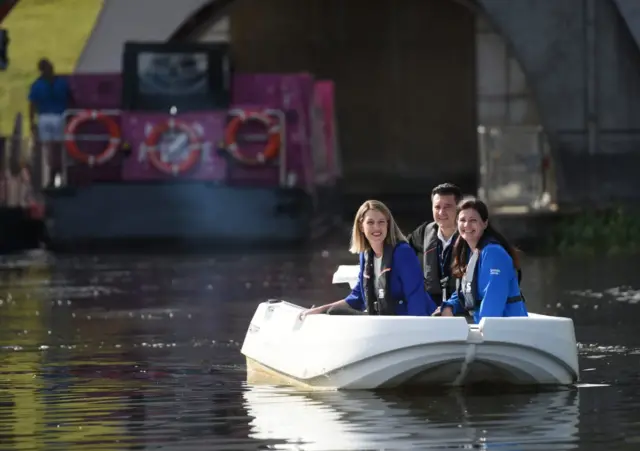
[28,76,71,115]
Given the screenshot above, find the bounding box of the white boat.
[240,265,580,390]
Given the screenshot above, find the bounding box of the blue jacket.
[345,242,437,316]
[442,243,528,323]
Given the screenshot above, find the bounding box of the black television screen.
[122,42,232,113]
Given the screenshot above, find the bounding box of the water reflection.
[244,384,580,450]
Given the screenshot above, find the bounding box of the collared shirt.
[437,228,455,250]
[435,228,455,280]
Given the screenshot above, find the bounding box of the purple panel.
[314,81,339,180]
[0,136,5,171]
[66,73,122,110]
[120,112,227,182]
[230,73,318,191]
[281,74,314,192]
[55,72,332,192]
[232,74,284,107]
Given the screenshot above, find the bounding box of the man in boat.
[28,58,73,188]
[406,183,462,306]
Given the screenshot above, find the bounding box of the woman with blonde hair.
[301,200,437,318]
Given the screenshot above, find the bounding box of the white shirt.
[373,254,383,280]
[437,228,455,251]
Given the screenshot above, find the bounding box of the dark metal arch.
[168,0,237,42]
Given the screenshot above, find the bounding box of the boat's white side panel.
[332,264,360,288]
[478,316,579,380]
[240,300,580,389]
[241,301,470,387]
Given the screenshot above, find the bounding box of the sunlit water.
[0,245,639,450]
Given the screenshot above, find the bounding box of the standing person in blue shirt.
[439,197,528,323]
[406,183,462,306]
[301,200,437,318]
[28,58,73,187]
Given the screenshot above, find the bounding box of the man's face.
[432,193,457,230]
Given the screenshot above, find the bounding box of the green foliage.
[550,207,640,255]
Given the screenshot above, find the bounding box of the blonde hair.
[349,200,406,254]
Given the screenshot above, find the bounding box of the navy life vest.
[422,222,457,303]
[362,244,398,315]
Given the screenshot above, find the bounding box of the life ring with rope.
[144,118,202,176]
[224,110,281,165]
[64,110,121,166]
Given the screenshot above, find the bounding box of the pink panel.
[232,74,281,107]
[314,81,339,179]
[120,112,227,182]
[281,74,315,192]
[66,73,122,110]
[57,72,335,192]
[228,73,317,191]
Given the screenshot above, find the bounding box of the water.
[0,245,639,450]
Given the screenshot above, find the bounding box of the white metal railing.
[26,108,290,189]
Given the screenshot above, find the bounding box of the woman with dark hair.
[438,197,528,323]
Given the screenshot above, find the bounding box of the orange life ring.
[144,119,202,176]
[224,111,281,165]
[64,110,121,166]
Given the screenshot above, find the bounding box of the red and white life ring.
[64,110,121,166]
[224,110,281,165]
[144,119,201,176]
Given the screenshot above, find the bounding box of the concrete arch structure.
[74,0,230,73]
[75,0,640,207]
[613,0,640,52]
[478,0,640,206]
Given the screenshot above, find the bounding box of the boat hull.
[43,182,340,250]
[240,299,580,390]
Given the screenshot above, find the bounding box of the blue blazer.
[344,242,437,316]
[442,243,528,323]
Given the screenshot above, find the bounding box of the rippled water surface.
[0,246,639,450]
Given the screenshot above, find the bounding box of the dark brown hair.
[431,182,462,204]
[451,197,521,278]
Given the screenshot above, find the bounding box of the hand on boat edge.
[299,306,323,320]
